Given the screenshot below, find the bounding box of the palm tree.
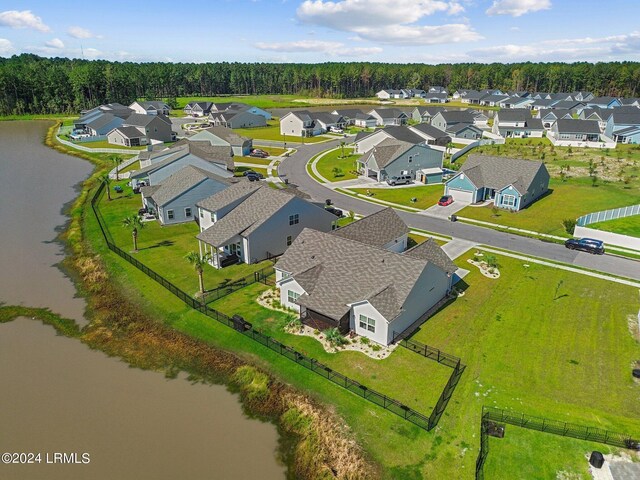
[122,215,144,252]
[110,154,123,181]
[101,174,112,201]
[185,251,212,298]
[339,140,346,159]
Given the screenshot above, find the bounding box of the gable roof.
[404,238,457,275]
[86,113,119,130]
[382,125,428,144]
[132,141,234,178]
[457,154,548,196]
[198,126,251,146]
[332,208,408,248]
[111,126,145,139]
[554,119,600,134]
[368,108,407,119]
[609,112,640,126]
[436,110,476,124]
[141,165,229,207]
[413,106,445,117]
[196,180,261,212]
[334,108,364,118]
[496,110,532,123]
[124,113,171,127]
[361,138,414,169]
[410,123,450,139]
[276,228,438,322]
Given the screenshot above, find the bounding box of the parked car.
[330,126,344,134]
[386,174,413,186]
[247,172,264,182]
[564,238,605,255]
[438,195,454,206]
[325,206,343,217]
[249,150,269,158]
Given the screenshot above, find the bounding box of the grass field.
[77,139,147,150]
[234,166,269,177]
[589,215,640,237]
[315,147,361,181]
[458,177,640,237]
[350,184,444,209]
[234,120,328,143]
[254,146,287,156]
[235,155,272,166]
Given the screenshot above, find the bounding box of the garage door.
[448,188,474,203]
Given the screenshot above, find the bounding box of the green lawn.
[78,139,147,150]
[412,249,640,477]
[589,215,640,237]
[235,120,328,143]
[234,166,269,177]
[97,180,272,297]
[235,156,272,166]
[173,95,315,110]
[458,177,640,237]
[315,147,361,181]
[210,282,454,414]
[255,146,287,157]
[119,160,140,174]
[350,184,445,209]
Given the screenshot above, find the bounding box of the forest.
[1,54,640,115]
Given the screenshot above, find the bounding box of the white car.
[330,127,344,134]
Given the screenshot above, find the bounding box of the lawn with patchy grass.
[458,177,640,237]
[589,215,640,238]
[315,147,361,181]
[350,184,444,209]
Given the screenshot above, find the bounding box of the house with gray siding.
[430,110,475,132]
[444,154,550,211]
[209,110,267,129]
[85,113,126,137]
[358,138,444,184]
[408,123,452,146]
[354,126,428,154]
[549,119,601,145]
[107,126,149,147]
[129,101,170,116]
[140,165,231,225]
[586,97,621,109]
[367,108,408,126]
[492,110,544,138]
[119,113,175,143]
[189,126,252,156]
[411,106,445,123]
[275,222,454,345]
[196,183,336,269]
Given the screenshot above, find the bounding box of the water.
[0,121,286,480]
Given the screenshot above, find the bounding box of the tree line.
[1,54,639,115]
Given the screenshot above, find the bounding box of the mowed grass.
[77,139,146,150]
[235,155,272,166]
[412,249,640,476]
[234,166,269,177]
[173,95,314,110]
[458,177,640,236]
[235,120,328,143]
[589,215,640,238]
[97,180,272,297]
[315,147,361,181]
[210,282,453,414]
[350,184,445,209]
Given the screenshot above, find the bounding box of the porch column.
[198,240,203,258]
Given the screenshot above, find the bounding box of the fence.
[90,181,434,431]
[395,337,461,369]
[577,204,640,227]
[203,266,275,304]
[451,138,505,162]
[57,126,142,155]
[475,413,490,480]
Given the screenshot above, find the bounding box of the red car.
[438,195,454,206]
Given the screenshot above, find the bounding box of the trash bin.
[284,178,289,185]
[633,368,640,379]
[450,214,457,222]
[326,199,333,206]
[232,315,248,332]
[589,451,604,469]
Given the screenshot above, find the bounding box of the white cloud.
[0,10,50,32]
[486,0,551,17]
[83,48,102,59]
[255,39,382,57]
[296,0,479,45]
[67,26,101,39]
[0,38,13,55]
[45,38,64,49]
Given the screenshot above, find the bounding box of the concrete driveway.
[423,200,470,218]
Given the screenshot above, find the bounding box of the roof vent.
[311,255,315,259]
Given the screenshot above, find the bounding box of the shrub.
[484,254,499,268]
[332,167,344,178]
[562,218,576,235]
[324,328,347,347]
[286,317,302,331]
[313,329,320,336]
[371,345,382,352]
[360,336,370,345]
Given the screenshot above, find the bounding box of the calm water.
[0,121,286,480]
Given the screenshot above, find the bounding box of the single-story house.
[119,113,175,143]
[491,110,544,138]
[196,183,336,268]
[549,119,601,145]
[402,88,427,98]
[471,111,490,127]
[604,112,640,142]
[549,100,585,111]
[446,123,483,140]
[354,126,428,154]
[527,98,556,110]
[184,102,214,117]
[209,110,267,129]
[444,154,550,211]
[376,89,404,100]
[354,113,377,128]
[424,92,448,103]
[428,86,447,94]
[480,94,509,107]
[612,126,640,144]
[537,109,573,129]
[84,113,125,137]
[408,123,452,147]
[140,165,231,225]
[460,90,487,104]
[358,138,444,183]
[411,106,445,123]
[498,96,534,109]
[107,126,149,147]
[189,126,252,156]
[430,110,476,132]
[275,225,454,346]
[367,108,408,127]
[332,109,365,125]
[571,91,594,102]
[79,103,134,119]
[129,101,170,116]
[619,98,640,107]
[332,208,409,253]
[586,97,621,109]
[313,112,346,132]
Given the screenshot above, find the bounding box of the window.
[185,207,192,218]
[167,210,174,220]
[502,195,517,207]
[288,290,300,303]
[199,209,204,218]
[359,314,376,333]
[286,235,292,246]
[289,214,299,225]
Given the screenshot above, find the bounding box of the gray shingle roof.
[459,154,548,196]
[404,238,457,275]
[87,113,118,130]
[382,126,428,144]
[496,110,532,123]
[438,110,476,124]
[554,119,600,134]
[361,138,414,169]
[144,165,229,206]
[410,123,450,139]
[112,126,144,139]
[610,112,640,125]
[369,108,407,119]
[276,228,435,322]
[332,208,408,248]
[196,180,261,212]
[124,113,170,127]
[202,126,251,146]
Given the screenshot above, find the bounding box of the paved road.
[278,139,640,282]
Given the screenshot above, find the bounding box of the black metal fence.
[203,266,275,304]
[396,336,461,369]
[89,182,433,431]
[475,406,640,479]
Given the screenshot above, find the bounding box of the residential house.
[619,98,640,107]
[604,112,640,144]
[275,225,455,345]
[184,102,213,117]
[470,110,490,127]
[451,89,468,100]
[491,110,544,138]
[571,91,594,102]
[358,138,444,183]
[84,113,125,137]
[79,102,134,119]
[209,110,267,129]
[354,125,428,154]
[115,113,174,144]
[402,88,427,98]
[460,90,486,104]
[367,108,408,126]
[376,89,404,100]
[428,86,448,94]
[196,183,336,268]
[549,119,601,145]
[313,112,346,132]
[424,92,448,103]
[408,123,452,147]
[480,94,509,107]
[129,101,170,116]
[446,123,483,140]
[537,109,573,129]
[107,126,149,147]
[430,111,483,140]
[586,97,622,109]
[498,96,534,109]
[332,109,365,125]
[280,111,319,137]
[354,113,377,128]
[189,126,252,156]
[550,100,584,111]
[527,98,556,110]
[332,208,409,253]
[140,165,231,225]
[411,106,445,123]
[444,154,550,210]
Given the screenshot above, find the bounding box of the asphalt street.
[277,138,640,282]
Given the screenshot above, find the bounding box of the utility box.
[589,451,604,469]
[450,214,457,222]
[232,315,249,332]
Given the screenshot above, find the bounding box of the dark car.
[243,169,257,176]
[247,172,264,182]
[564,238,605,255]
[325,206,343,217]
[438,195,454,206]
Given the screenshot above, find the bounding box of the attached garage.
[447,188,474,203]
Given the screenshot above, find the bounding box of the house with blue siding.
[604,112,640,143]
[140,165,231,225]
[444,155,550,210]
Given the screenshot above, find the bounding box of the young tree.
[101,174,112,201]
[122,215,145,252]
[339,140,346,159]
[185,251,212,299]
[110,154,123,181]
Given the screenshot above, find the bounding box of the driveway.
[423,200,469,218]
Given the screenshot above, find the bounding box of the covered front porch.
[198,234,245,269]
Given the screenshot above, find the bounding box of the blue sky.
[0,1,639,63]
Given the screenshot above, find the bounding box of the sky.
[0,0,639,64]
